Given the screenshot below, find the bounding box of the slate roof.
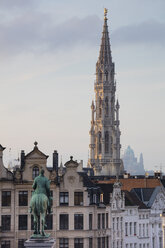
[131,186,162,208]
[131,188,155,203]
[124,190,148,209]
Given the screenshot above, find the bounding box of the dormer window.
[93,194,96,204]
[100,193,104,203]
[32,166,39,179]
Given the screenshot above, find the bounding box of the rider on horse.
[30,169,52,236]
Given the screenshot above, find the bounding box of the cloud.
[0,14,102,58]
[0,11,164,59]
[112,20,165,46]
[0,0,36,9]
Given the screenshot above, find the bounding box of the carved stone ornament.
[15,170,21,180]
[68,176,75,184]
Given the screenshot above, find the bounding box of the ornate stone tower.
[88,9,123,176]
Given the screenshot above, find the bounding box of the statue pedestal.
[24,237,56,248]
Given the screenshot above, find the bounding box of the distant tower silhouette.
[88,9,123,176]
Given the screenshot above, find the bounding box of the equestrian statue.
[30,169,52,237]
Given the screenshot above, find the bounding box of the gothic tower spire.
[88,9,123,176]
[97,8,112,68]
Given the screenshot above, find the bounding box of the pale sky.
[1,0,165,172]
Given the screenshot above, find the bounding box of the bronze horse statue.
[30,169,52,236]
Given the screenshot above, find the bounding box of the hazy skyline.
[1,0,165,172]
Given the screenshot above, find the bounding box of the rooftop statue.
[30,169,52,237]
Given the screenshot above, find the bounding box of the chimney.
[0,145,7,178]
[21,150,25,169]
[53,150,58,173]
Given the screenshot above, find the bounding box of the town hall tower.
[88,9,124,176]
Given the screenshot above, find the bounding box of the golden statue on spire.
[104,8,108,19]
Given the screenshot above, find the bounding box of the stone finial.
[34,141,38,148]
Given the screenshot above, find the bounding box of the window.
[106,237,109,248]
[89,214,92,230]
[60,192,69,206]
[130,222,132,235]
[125,222,128,236]
[117,217,119,230]
[98,131,102,153]
[102,237,105,248]
[98,213,101,229]
[19,215,27,230]
[2,191,11,206]
[19,191,28,206]
[98,238,101,248]
[74,238,83,248]
[18,239,26,248]
[89,238,93,248]
[1,241,10,248]
[152,237,155,248]
[102,213,105,229]
[134,222,136,235]
[99,97,102,118]
[2,215,11,231]
[120,217,123,230]
[74,192,83,206]
[93,194,96,204]
[139,224,141,236]
[143,224,145,237]
[105,131,109,153]
[106,213,108,228]
[100,193,104,203]
[74,214,83,230]
[146,223,149,236]
[159,237,162,248]
[112,217,115,229]
[59,238,69,248]
[45,214,53,230]
[32,166,39,179]
[60,214,69,230]
[105,97,109,116]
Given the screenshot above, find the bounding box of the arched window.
[105,71,108,81]
[99,97,102,118]
[105,131,109,153]
[105,97,109,116]
[32,166,39,179]
[98,132,102,154]
[99,72,102,81]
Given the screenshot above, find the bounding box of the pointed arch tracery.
[99,97,102,118]
[105,97,109,116]
[105,131,109,153]
[98,131,102,154]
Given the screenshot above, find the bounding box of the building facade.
[88,9,123,176]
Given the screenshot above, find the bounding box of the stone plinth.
[24,237,56,248]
